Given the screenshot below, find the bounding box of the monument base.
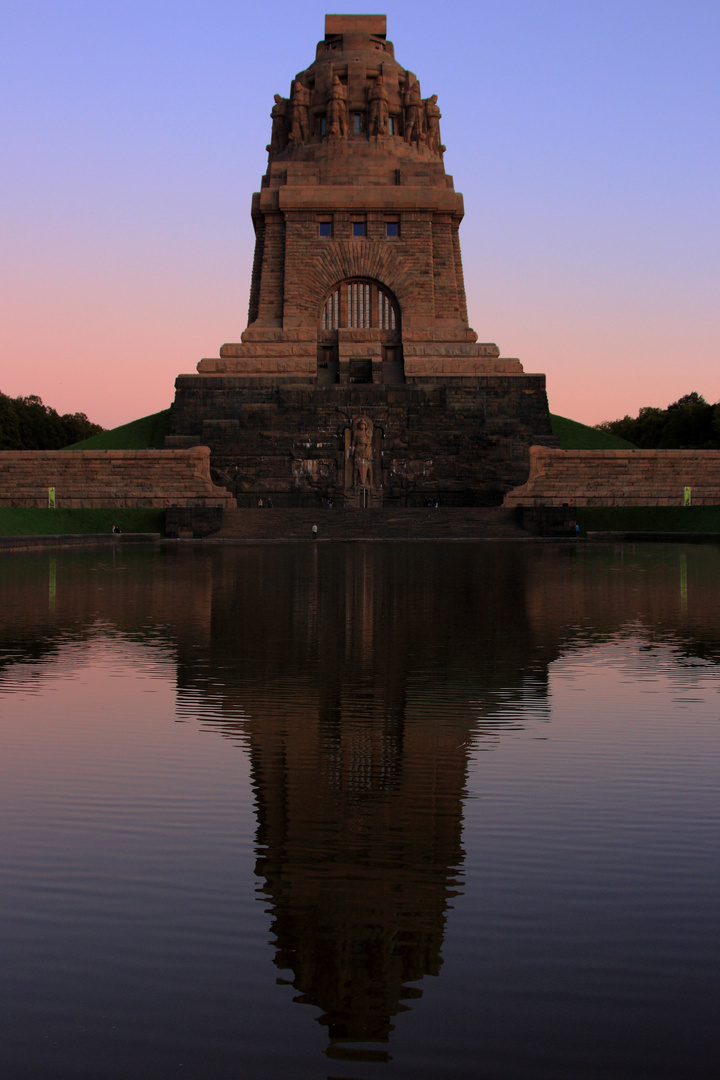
[167,373,556,507]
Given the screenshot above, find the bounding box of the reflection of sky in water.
[0,544,719,1078]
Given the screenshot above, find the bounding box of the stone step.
[212,506,528,540]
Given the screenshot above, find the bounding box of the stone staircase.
[211,506,528,541]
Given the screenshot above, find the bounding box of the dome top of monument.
[264,13,447,185]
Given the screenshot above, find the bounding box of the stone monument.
[167,14,556,506]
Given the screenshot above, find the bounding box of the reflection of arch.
[320,279,400,331]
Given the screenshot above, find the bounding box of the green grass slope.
[550,414,636,450]
[66,409,172,450]
[0,507,165,536]
[577,506,720,533]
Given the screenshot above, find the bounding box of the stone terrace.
[504,448,720,507]
[0,448,236,509]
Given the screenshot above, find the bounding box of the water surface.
[1,542,719,1078]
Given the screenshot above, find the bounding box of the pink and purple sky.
[1,1,718,430]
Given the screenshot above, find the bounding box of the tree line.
[0,391,103,450]
[596,393,720,449]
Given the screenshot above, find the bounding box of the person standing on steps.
[312,524,318,540]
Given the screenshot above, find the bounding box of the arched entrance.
[317,279,403,385]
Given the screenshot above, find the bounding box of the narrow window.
[388,116,395,135]
[353,113,362,134]
[385,222,399,238]
[319,221,332,237]
[352,221,365,238]
[319,115,327,137]
[322,290,339,330]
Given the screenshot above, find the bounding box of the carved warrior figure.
[327,75,347,139]
[289,80,311,143]
[267,94,288,154]
[368,75,389,136]
[403,80,424,144]
[352,417,374,488]
[424,94,445,155]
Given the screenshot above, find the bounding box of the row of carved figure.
[268,77,444,156]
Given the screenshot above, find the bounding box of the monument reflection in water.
[1,542,719,1079]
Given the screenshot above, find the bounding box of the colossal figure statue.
[169,14,556,509]
[327,75,347,139]
[267,94,288,155]
[289,80,310,143]
[403,80,424,144]
[424,95,444,156]
[368,75,389,136]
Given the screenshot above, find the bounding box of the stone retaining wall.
[0,447,236,508]
[504,448,720,507]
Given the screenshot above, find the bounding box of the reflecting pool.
[1,542,719,1079]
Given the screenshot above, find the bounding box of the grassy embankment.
[549,414,720,532]
[64,409,172,450]
[549,413,635,450]
[0,410,171,536]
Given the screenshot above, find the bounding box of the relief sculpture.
[344,416,378,492]
[353,416,374,488]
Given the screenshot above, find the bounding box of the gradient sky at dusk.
[1,1,718,429]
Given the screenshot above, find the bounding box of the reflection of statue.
[289,81,310,143]
[353,417,374,488]
[327,75,347,139]
[403,80,424,145]
[368,75,389,136]
[424,94,445,155]
[267,94,288,154]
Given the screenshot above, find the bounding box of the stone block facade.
[168,15,557,505]
[504,448,720,507]
[168,375,552,506]
[0,448,236,509]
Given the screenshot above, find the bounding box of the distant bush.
[597,393,720,449]
[0,392,103,450]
